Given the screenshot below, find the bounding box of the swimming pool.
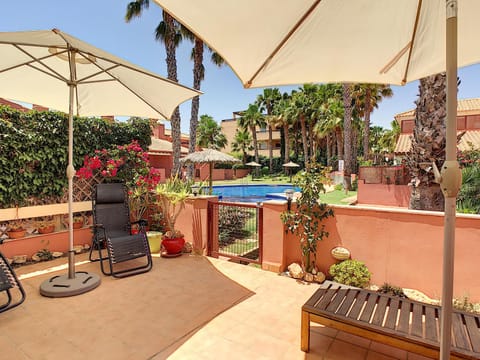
[212,184,300,203]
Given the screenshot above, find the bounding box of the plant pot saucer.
[160,251,182,258]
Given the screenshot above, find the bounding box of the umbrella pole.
[67,81,75,279]
[440,3,462,358]
[39,47,101,297]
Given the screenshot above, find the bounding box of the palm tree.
[342,83,353,191]
[256,88,282,172]
[231,129,254,164]
[196,114,227,150]
[406,73,447,211]
[126,1,183,176]
[352,84,393,159]
[181,28,224,178]
[238,104,265,166]
[272,95,294,164]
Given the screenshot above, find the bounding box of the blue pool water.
[212,184,300,203]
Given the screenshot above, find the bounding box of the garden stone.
[52,252,63,258]
[304,272,314,282]
[32,254,41,262]
[83,244,90,250]
[288,263,304,279]
[73,245,83,254]
[314,272,326,283]
[13,255,27,264]
[182,242,193,253]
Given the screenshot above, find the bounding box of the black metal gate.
[208,201,263,264]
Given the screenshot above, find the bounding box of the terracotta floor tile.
[1,254,449,360]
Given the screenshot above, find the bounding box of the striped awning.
[395,130,480,153]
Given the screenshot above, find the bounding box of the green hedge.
[0,106,151,207]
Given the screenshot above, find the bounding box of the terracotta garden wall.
[262,203,480,302]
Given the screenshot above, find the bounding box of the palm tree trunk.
[283,124,290,163]
[363,88,372,159]
[188,38,204,179]
[251,125,259,163]
[268,124,273,172]
[343,83,353,191]
[300,115,309,168]
[163,11,182,176]
[326,134,331,166]
[335,127,344,161]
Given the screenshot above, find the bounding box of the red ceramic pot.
[162,237,185,255]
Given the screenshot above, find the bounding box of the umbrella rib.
[245,0,322,88]
[380,0,423,84]
[0,44,69,82]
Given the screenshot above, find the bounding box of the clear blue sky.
[2,0,479,133]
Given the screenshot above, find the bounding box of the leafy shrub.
[329,259,371,288]
[377,283,408,298]
[334,183,343,191]
[453,295,480,314]
[218,206,253,246]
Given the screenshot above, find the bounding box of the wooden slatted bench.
[301,283,480,359]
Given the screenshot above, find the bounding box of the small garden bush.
[377,283,408,298]
[329,259,371,288]
[218,206,253,246]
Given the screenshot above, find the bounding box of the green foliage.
[329,259,371,288]
[280,162,334,272]
[377,283,408,298]
[334,183,343,191]
[0,106,151,208]
[196,114,227,150]
[218,206,252,247]
[453,295,480,314]
[457,162,480,214]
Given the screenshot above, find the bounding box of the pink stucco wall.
[357,181,411,207]
[262,203,480,302]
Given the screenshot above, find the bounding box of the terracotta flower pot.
[162,237,185,255]
[72,221,83,229]
[38,225,55,234]
[7,229,26,239]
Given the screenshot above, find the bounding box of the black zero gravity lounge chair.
[89,183,152,278]
[0,251,26,313]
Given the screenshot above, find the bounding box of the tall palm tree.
[196,114,227,150]
[272,96,294,164]
[231,129,253,164]
[406,73,447,211]
[238,104,265,165]
[342,83,353,191]
[352,84,393,159]
[256,88,282,172]
[126,1,183,176]
[181,27,224,178]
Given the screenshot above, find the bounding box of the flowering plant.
[77,140,161,221]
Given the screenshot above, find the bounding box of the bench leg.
[301,310,310,352]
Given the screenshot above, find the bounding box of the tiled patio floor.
[1,253,431,360]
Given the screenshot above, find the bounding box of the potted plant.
[63,214,85,229]
[36,216,55,234]
[7,219,27,239]
[155,176,193,256]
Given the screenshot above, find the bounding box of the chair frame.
[89,183,152,278]
[0,252,26,313]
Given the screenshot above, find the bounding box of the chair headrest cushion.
[95,183,126,204]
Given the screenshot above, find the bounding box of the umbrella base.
[39,271,101,297]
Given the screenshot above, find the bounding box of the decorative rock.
[311,268,317,275]
[52,252,63,258]
[32,254,41,262]
[73,245,83,254]
[13,255,27,264]
[331,246,351,261]
[182,242,193,253]
[287,263,304,279]
[83,244,90,250]
[6,257,13,265]
[304,272,314,282]
[314,272,326,283]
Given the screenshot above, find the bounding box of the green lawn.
[318,190,357,205]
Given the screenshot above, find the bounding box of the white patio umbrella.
[152,1,478,357]
[0,29,200,297]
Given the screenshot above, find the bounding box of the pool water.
[212,184,300,203]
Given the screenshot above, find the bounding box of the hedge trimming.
[0,106,151,207]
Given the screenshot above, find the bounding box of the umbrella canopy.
[152,1,473,357]
[181,149,240,191]
[0,29,200,297]
[245,161,261,167]
[282,161,300,168]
